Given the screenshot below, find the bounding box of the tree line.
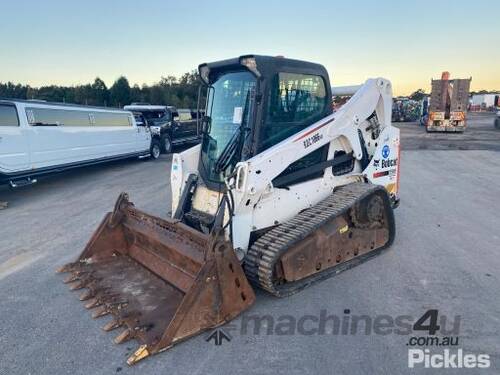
[405,89,499,101]
[2,76,496,110]
[0,71,201,109]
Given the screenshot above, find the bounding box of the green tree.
[73,84,93,105]
[90,77,109,106]
[409,89,426,101]
[0,82,29,99]
[0,70,202,108]
[110,76,131,107]
[129,84,143,103]
[160,75,177,86]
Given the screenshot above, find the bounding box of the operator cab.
[198,55,333,190]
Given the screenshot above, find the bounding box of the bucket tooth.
[92,306,110,319]
[127,345,150,366]
[85,298,101,309]
[64,270,89,283]
[63,274,79,284]
[79,289,94,301]
[114,329,133,344]
[102,319,122,332]
[70,275,97,290]
[69,280,87,291]
[69,276,94,290]
[56,262,79,274]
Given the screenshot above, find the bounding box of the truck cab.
[124,104,201,153]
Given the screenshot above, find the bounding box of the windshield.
[201,70,257,184]
[143,110,167,120]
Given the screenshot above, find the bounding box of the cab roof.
[199,54,331,88]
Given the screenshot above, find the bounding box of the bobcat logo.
[382,145,390,159]
[373,159,380,168]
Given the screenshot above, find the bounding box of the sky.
[0,0,498,96]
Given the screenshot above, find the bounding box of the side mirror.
[196,83,209,136]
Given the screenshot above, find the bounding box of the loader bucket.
[57,193,255,365]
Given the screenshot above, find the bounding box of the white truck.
[0,99,151,186]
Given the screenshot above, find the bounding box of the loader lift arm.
[232,78,393,201]
[222,77,397,254]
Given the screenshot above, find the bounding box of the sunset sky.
[1,0,498,95]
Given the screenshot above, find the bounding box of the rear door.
[131,114,151,152]
[0,103,30,172]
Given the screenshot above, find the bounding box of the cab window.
[26,108,91,126]
[261,73,329,187]
[0,104,20,126]
[174,110,192,122]
[260,72,327,151]
[178,111,192,121]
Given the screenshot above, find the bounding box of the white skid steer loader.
[59,55,400,364]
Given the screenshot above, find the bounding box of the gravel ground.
[0,113,499,374]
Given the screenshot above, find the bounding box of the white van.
[0,99,151,186]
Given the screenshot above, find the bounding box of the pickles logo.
[408,349,490,369]
[407,310,490,370]
[382,145,390,159]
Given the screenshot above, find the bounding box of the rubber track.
[243,182,394,297]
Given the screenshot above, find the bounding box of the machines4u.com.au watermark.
[205,309,491,370]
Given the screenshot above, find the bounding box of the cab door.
[0,103,30,172]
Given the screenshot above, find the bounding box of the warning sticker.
[233,107,243,124]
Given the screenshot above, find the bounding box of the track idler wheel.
[351,193,385,229]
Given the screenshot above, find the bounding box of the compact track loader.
[59,55,400,364]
